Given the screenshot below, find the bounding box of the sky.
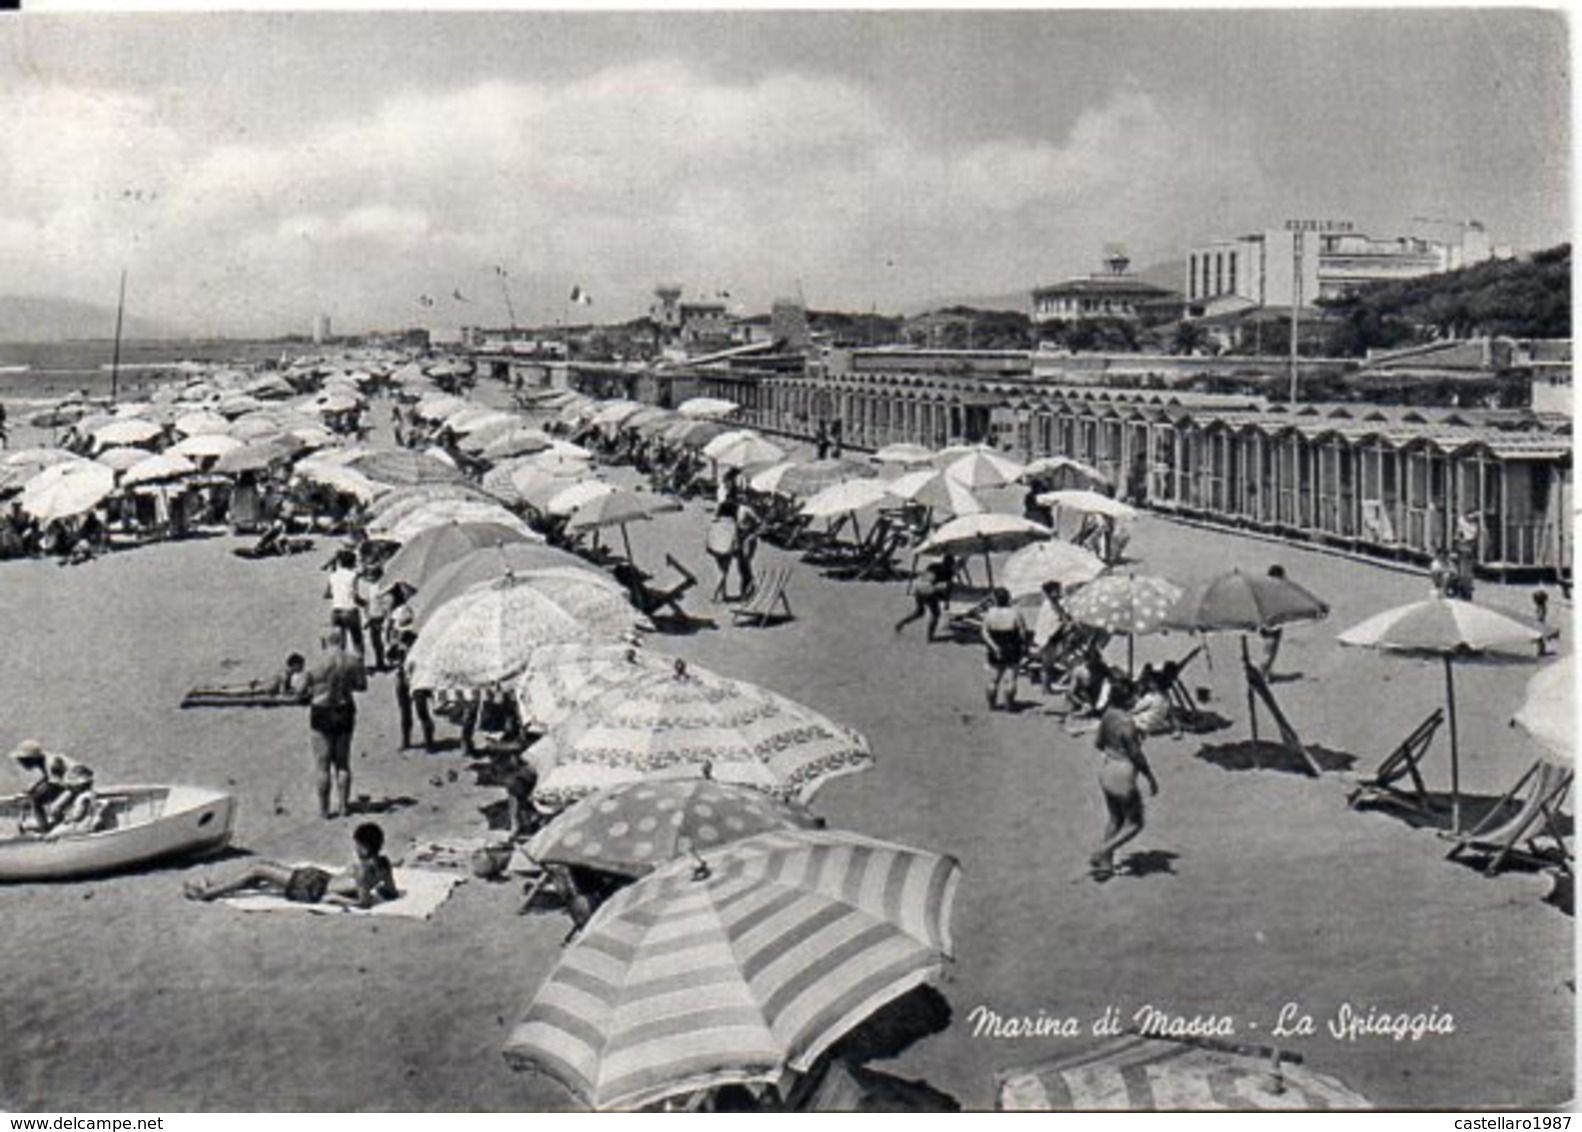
[0,9,1571,338]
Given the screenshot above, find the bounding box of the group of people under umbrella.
[210,380,970,1112]
[122,356,1570,1110]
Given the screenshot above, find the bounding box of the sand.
[0,395,1571,1112]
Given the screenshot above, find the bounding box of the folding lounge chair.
[1345,709,1444,814]
[618,554,699,623]
[1444,759,1574,876]
[732,564,795,627]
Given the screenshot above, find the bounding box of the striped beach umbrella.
[526,778,821,879]
[528,661,873,811]
[886,469,985,519]
[504,828,959,1111]
[481,427,555,462]
[351,449,468,488]
[997,1035,1369,1110]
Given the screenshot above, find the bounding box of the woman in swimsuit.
[1090,684,1159,880]
[980,587,1030,711]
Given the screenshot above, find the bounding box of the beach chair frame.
[1444,759,1573,876]
[1346,709,1445,815]
[732,564,795,627]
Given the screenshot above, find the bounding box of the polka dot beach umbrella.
[529,660,873,812]
[1065,572,1184,674]
[525,777,822,880]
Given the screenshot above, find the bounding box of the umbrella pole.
[1445,656,1461,833]
[620,523,635,565]
[983,549,995,591]
[1241,635,1259,744]
[1127,633,1134,679]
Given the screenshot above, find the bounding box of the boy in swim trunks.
[184,821,399,910]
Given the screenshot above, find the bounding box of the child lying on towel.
[184,821,399,910]
[181,654,309,707]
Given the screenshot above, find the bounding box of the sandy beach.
[0,389,1571,1113]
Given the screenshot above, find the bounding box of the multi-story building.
[1185,221,1503,316]
[1031,254,1178,327]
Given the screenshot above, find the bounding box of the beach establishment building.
[661,348,1571,579]
[1032,253,1178,327]
[1185,222,1506,318]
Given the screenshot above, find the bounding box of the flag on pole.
[569,285,593,306]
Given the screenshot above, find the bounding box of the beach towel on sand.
[217,866,463,920]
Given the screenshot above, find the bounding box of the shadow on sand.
[1194,740,1358,776]
[1117,848,1179,878]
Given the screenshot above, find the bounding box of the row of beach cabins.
[630,366,1572,581]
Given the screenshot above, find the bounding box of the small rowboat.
[0,785,236,881]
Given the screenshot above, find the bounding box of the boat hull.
[0,785,236,881]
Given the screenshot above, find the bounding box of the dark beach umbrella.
[408,541,591,627]
[379,519,530,593]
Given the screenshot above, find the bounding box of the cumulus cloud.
[0,62,1267,334]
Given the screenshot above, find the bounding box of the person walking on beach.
[981,587,1030,711]
[706,498,742,602]
[895,552,957,641]
[1258,564,1288,679]
[325,549,365,656]
[387,593,434,750]
[302,632,368,820]
[1089,682,1159,881]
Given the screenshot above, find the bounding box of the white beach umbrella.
[1038,489,1138,521]
[173,411,231,437]
[121,452,198,487]
[1512,654,1573,761]
[677,396,739,420]
[91,418,163,449]
[872,442,937,467]
[800,477,894,520]
[169,433,244,461]
[19,461,116,523]
[886,469,985,518]
[545,479,619,518]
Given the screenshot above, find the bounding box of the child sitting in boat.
[183,820,399,910]
[45,765,101,836]
[10,741,89,835]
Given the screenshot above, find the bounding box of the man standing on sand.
[301,633,368,820]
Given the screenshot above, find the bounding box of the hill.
[0,295,181,344]
[1316,244,1570,355]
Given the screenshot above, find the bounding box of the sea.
[0,339,296,408]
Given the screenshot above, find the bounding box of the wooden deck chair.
[1345,709,1444,814]
[617,554,699,622]
[732,564,794,627]
[1444,760,1574,876]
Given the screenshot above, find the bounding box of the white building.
[1185,221,1504,317]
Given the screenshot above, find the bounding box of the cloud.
[0,64,1267,334]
